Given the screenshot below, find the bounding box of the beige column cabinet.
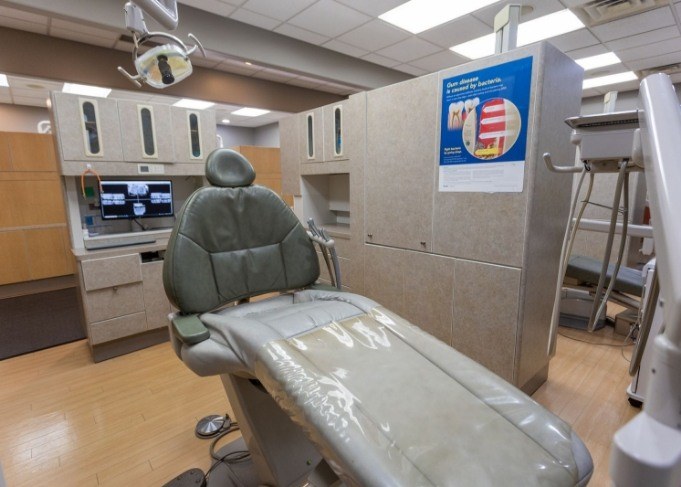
[170,107,216,164]
[364,74,437,252]
[118,101,175,163]
[52,93,124,162]
[280,42,583,393]
[75,249,172,361]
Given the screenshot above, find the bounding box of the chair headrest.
[205,149,256,187]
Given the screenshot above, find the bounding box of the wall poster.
[439,56,533,193]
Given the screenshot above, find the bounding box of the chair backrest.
[163,149,319,314]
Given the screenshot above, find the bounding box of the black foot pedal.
[162,468,206,487]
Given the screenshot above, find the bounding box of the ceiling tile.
[361,53,401,68]
[376,37,440,63]
[287,0,371,38]
[409,50,467,72]
[566,44,609,59]
[0,16,47,34]
[215,62,262,75]
[626,51,681,72]
[548,29,600,53]
[334,0,405,17]
[274,23,329,45]
[286,76,324,89]
[109,90,154,101]
[12,95,49,107]
[471,0,564,27]
[581,87,604,99]
[605,26,680,52]
[216,0,248,6]
[322,39,369,57]
[49,28,117,48]
[590,6,675,42]
[49,18,120,39]
[618,37,681,63]
[394,64,428,76]
[179,0,236,17]
[418,17,490,49]
[7,76,62,91]
[241,0,316,21]
[0,5,48,23]
[252,68,298,83]
[10,87,50,98]
[336,19,409,52]
[230,8,281,30]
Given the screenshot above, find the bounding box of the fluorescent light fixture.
[232,107,270,117]
[576,52,621,71]
[583,71,638,90]
[379,0,503,34]
[221,119,231,124]
[0,74,8,87]
[62,82,111,98]
[451,9,584,59]
[173,98,215,109]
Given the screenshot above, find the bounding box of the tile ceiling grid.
[1,0,681,110]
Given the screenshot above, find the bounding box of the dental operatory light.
[232,107,270,117]
[451,9,584,59]
[379,0,503,34]
[62,83,112,98]
[0,74,8,87]
[173,98,214,109]
[576,52,621,71]
[583,71,637,89]
[117,0,206,89]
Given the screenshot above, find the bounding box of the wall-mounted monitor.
[100,180,173,220]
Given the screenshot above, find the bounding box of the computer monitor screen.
[100,180,173,220]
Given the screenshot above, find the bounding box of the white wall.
[217,124,255,147]
[0,103,50,133]
[253,122,280,147]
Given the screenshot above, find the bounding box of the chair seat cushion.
[566,254,644,297]
[173,291,593,486]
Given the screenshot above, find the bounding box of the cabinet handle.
[367,234,373,238]
[113,286,118,292]
[420,241,426,246]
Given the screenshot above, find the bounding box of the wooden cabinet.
[76,250,173,358]
[0,132,71,286]
[52,93,124,162]
[232,146,291,205]
[118,101,175,163]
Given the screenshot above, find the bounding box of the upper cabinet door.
[170,107,217,164]
[323,102,348,162]
[52,93,124,162]
[364,75,438,252]
[300,108,323,163]
[118,101,175,163]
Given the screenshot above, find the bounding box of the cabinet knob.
[113,286,118,292]
[367,233,373,238]
[420,241,427,246]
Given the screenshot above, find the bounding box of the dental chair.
[163,149,594,486]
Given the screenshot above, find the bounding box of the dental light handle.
[543,152,583,173]
[187,33,206,57]
[117,66,142,87]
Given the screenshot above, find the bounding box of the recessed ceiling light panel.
[232,107,270,117]
[62,83,112,98]
[173,98,215,109]
[451,9,585,59]
[380,0,503,34]
[583,71,638,89]
[576,52,621,71]
[0,74,8,87]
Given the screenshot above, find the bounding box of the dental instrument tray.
[566,110,639,164]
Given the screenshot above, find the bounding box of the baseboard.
[92,327,170,363]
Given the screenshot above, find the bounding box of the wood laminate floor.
[0,325,639,486]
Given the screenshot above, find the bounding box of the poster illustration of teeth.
[439,56,532,193]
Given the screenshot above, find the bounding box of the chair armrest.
[172,314,210,345]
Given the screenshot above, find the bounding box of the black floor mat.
[0,287,86,360]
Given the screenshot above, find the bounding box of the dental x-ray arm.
[610,73,681,487]
[118,0,205,89]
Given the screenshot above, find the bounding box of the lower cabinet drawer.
[86,282,144,323]
[89,311,147,345]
